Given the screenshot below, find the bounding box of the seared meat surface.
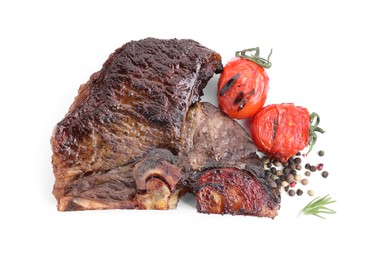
[51,38,221,208]
[51,38,280,217]
[179,102,280,217]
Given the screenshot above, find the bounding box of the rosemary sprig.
[299,194,336,219]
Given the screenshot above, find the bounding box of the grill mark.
[219,73,241,96]
[237,89,256,111]
[233,91,245,105]
[237,96,249,111]
[272,116,279,140]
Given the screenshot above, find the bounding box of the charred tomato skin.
[218,58,269,119]
[250,103,310,163]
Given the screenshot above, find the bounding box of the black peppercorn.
[322,171,329,178]
[294,157,302,165]
[310,165,317,172]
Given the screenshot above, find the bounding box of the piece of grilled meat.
[51,38,222,210]
[179,102,280,217]
[51,38,280,217]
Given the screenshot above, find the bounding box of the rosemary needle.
[299,194,336,219]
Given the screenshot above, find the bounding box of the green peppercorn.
[308,190,314,196]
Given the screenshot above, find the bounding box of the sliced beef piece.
[195,168,278,217]
[59,149,184,211]
[178,102,280,218]
[51,38,222,210]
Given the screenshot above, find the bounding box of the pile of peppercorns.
[263,150,329,197]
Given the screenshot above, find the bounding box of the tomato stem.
[307,112,325,154]
[235,47,273,69]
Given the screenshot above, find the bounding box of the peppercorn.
[283,167,292,175]
[279,175,286,181]
[308,190,314,196]
[264,169,271,178]
[266,162,272,169]
[296,189,303,196]
[296,152,301,156]
[286,174,295,183]
[310,165,317,172]
[273,160,282,167]
[294,157,302,165]
[270,174,278,181]
[288,190,296,196]
[290,169,297,175]
[296,164,302,171]
[301,179,308,185]
[305,163,311,169]
[281,181,289,188]
[318,150,325,156]
[288,157,294,165]
[317,163,324,171]
[294,174,302,182]
[270,167,277,174]
[284,186,290,192]
[263,158,270,165]
[290,181,296,188]
[276,170,283,176]
[322,171,329,178]
[304,171,311,177]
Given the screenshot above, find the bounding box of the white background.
[1,0,381,259]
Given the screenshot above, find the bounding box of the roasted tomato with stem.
[250,103,325,163]
[217,47,272,119]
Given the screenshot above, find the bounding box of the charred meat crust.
[51,38,280,217]
[194,168,279,217]
[178,102,280,217]
[52,38,222,200]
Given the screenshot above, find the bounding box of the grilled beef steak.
[51,38,280,217]
[179,102,279,217]
[51,38,222,210]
